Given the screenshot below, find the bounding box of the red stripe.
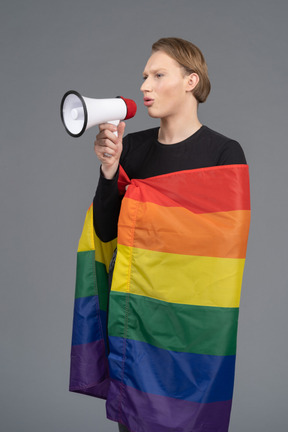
[119,165,250,214]
[118,165,131,195]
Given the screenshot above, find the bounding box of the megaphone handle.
[108,119,120,137]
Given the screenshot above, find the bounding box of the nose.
[140,77,151,93]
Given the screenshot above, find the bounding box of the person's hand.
[94,122,126,179]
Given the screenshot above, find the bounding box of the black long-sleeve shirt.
[93,125,247,242]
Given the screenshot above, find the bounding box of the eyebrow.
[142,67,168,76]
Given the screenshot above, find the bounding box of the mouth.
[143,97,154,107]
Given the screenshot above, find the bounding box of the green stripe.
[108,292,239,356]
[75,251,108,311]
[96,261,109,311]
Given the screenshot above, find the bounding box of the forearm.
[93,167,122,242]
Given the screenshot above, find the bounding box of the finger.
[98,123,118,134]
[98,138,117,148]
[94,142,114,158]
[117,121,126,141]
[95,135,118,152]
[103,152,112,158]
[97,129,119,144]
[101,141,118,157]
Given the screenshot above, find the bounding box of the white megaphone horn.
[60,90,137,137]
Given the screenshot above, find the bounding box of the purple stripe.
[70,340,110,399]
[106,379,232,432]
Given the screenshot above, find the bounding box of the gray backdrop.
[1,0,287,431]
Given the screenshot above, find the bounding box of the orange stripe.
[118,199,250,259]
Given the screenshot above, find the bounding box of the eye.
[156,73,164,78]
[142,75,148,81]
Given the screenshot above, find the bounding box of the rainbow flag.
[70,164,250,432]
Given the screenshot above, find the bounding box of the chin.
[147,107,162,119]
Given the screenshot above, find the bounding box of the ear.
[186,73,199,92]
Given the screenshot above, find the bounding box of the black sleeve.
[217,140,247,165]
[93,167,122,242]
[93,135,130,243]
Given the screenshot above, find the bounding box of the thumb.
[117,121,126,142]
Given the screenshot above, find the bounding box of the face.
[140,51,192,119]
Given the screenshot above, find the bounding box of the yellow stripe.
[77,204,117,271]
[112,244,246,308]
[78,205,94,252]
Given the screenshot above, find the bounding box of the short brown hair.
[152,37,211,103]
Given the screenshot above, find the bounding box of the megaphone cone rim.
[60,90,88,137]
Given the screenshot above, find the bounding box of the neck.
[158,101,202,145]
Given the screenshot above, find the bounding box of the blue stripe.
[108,337,236,403]
[72,296,106,346]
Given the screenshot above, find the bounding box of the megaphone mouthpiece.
[60,90,137,138]
[119,96,137,120]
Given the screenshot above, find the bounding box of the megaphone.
[60,90,137,137]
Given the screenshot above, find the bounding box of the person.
[93,37,246,242]
[70,37,250,432]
